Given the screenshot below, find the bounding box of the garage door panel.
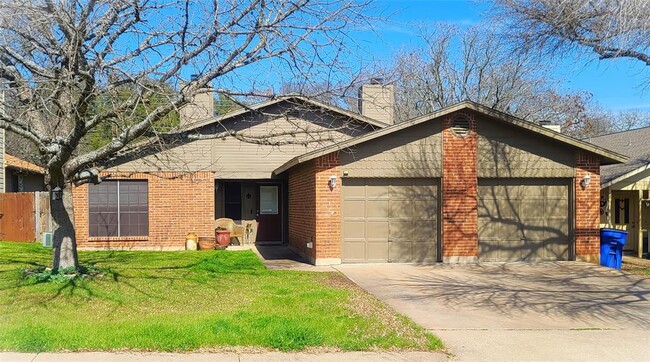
[412,241,437,262]
[389,200,412,218]
[545,198,568,215]
[412,200,437,219]
[342,241,366,262]
[478,179,570,262]
[479,240,503,262]
[366,221,389,240]
[412,220,437,242]
[546,185,568,197]
[547,218,569,236]
[392,183,438,197]
[365,183,390,198]
[343,220,366,239]
[342,178,438,263]
[480,197,519,219]
[388,220,412,241]
[546,239,570,260]
[366,241,389,261]
[502,222,522,240]
[478,217,500,239]
[389,241,413,262]
[341,179,366,197]
[500,239,525,261]
[342,200,365,218]
[367,200,389,218]
[520,199,543,217]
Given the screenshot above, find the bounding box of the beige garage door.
[478,179,571,262]
[342,178,439,263]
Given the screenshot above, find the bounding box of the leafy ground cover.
[0,242,442,352]
[622,262,650,276]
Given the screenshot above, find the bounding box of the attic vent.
[451,117,471,138]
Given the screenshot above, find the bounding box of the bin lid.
[600,228,628,235]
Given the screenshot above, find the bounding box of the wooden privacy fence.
[0,192,50,242]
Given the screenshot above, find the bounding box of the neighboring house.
[72,83,626,265]
[3,153,46,192]
[588,127,650,258]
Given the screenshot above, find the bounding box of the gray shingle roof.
[586,127,650,185]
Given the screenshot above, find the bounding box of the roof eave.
[601,163,650,189]
[273,101,628,175]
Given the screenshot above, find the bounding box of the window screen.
[89,180,148,237]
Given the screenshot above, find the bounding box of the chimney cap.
[190,74,200,81]
[370,77,384,85]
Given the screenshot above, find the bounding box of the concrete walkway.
[1,351,445,362]
[336,262,650,361]
[252,245,333,271]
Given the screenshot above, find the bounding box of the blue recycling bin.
[600,228,627,269]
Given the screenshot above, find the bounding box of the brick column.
[288,161,316,261]
[313,152,341,264]
[442,112,479,263]
[575,152,601,263]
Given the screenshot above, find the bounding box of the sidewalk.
[1,351,447,362]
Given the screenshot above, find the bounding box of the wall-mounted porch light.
[51,186,63,201]
[328,175,337,190]
[580,174,591,190]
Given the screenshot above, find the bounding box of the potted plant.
[216,227,231,247]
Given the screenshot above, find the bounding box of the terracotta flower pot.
[216,230,231,247]
[198,237,216,250]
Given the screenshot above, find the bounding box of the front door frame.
[215,179,287,244]
[610,190,639,253]
[256,181,284,244]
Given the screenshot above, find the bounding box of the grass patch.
[0,242,441,352]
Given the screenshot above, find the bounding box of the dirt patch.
[321,273,435,350]
[622,263,650,277]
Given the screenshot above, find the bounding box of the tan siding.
[340,121,442,178]
[477,118,575,178]
[111,139,214,173]
[111,114,357,178]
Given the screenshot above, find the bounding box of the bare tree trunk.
[51,187,78,272]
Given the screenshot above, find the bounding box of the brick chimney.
[358,78,394,125]
[179,76,215,127]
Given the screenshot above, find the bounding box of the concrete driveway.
[335,262,650,361]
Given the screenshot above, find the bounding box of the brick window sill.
[88,236,148,242]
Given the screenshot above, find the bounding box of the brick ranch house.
[72,84,626,265]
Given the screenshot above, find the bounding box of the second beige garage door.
[478,179,571,262]
[342,178,439,263]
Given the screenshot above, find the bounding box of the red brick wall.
[287,152,341,263]
[313,152,341,261]
[575,152,601,263]
[73,171,215,250]
[442,112,478,259]
[288,161,316,260]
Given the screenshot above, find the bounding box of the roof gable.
[274,101,627,175]
[181,95,388,132]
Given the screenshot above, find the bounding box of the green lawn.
[0,242,442,352]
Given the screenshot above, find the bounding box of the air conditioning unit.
[42,232,53,248]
